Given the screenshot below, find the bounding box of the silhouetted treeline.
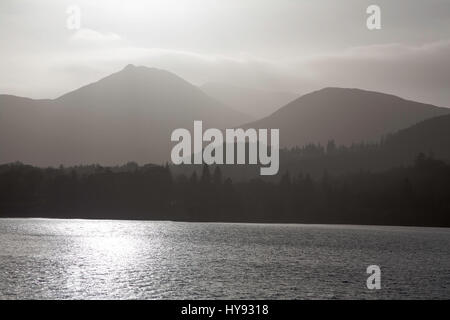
[1,153,449,227]
[172,135,450,182]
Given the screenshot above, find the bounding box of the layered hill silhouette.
[281,113,450,178]
[2,78,450,226]
[173,113,450,182]
[0,65,250,166]
[201,82,298,119]
[244,87,450,147]
[2,67,449,168]
[384,113,450,162]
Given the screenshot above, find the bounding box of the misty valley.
[1,66,450,227]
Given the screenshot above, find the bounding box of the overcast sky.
[1,0,449,107]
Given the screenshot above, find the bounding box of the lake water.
[0,218,449,299]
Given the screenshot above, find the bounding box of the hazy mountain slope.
[0,65,251,166]
[244,87,450,148]
[0,95,58,164]
[201,82,298,119]
[384,114,450,162]
[57,65,247,121]
[173,113,450,182]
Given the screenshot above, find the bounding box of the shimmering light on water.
[0,218,449,299]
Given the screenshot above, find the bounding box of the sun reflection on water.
[59,220,148,299]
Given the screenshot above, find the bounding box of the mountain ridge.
[244,87,450,147]
[1,66,449,167]
[0,65,251,166]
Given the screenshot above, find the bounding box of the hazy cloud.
[303,40,450,106]
[0,0,449,107]
[69,28,122,46]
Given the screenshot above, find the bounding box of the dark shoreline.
[1,216,449,229]
[2,154,450,228]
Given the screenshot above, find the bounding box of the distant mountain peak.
[116,64,169,77]
[55,64,196,105]
[200,82,298,118]
[123,63,136,70]
[0,65,252,166]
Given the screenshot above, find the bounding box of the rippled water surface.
[0,218,449,299]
